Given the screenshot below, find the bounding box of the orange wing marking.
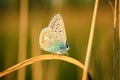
[41,29,51,47]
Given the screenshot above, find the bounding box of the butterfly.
[39,14,69,55]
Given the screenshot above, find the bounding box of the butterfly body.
[39,14,69,54]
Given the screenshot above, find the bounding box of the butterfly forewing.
[48,14,66,45]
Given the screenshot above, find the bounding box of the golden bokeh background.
[0,0,118,80]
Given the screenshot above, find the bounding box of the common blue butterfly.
[39,14,69,54]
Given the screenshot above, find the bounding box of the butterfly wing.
[39,14,68,53]
[48,14,66,44]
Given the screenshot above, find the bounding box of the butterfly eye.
[66,42,69,48]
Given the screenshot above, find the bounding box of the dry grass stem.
[112,0,119,80]
[18,0,29,80]
[82,0,99,80]
[0,54,84,77]
[113,0,117,28]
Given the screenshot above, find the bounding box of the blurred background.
[0,0,118,80]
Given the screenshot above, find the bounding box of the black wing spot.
[56,23,60,26]
[59,30,62,32]
[51,26,54,29]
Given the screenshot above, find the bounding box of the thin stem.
[18,0,29,80]
[112,0,119,80]
[82,0,99,80]
[114,0,117,28]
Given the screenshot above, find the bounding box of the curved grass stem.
[0,54,84,77]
